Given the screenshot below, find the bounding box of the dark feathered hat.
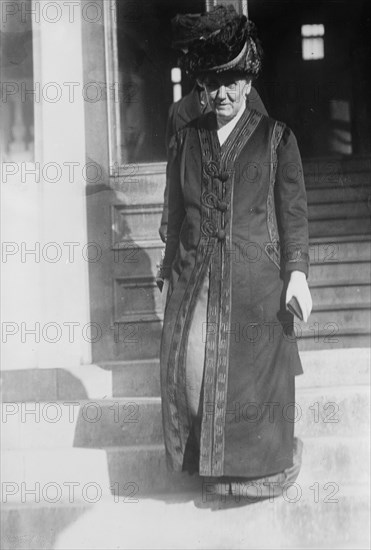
[172,5,263,79]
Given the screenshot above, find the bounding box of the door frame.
[103,0,246,176]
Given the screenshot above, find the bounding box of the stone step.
[306,184,370,204]
[1,448,113,503]
[110,347,370,398]
[299,436,370,485]
[1,397,164,450]
[107,437,370,493]
[308,200,370,220]
[105,437,371,491]
[101,358,161,398]
[0,445,198,501]
[308,260,370,284]
[105,437,371,493]
[3,346,368,407]
[297,348,370,389]
[310,283,370,306]
[2,382,369,451]
[309,217,371,238]
[301,299,370,320]
[112,348,370,398]
[1,483,369,550]
[304,159,371,187]
[1,434,369,504]
[295,306,371,343]
[297,332,370,351]
[292,305,371,349]
[0,448,182,503]
[308,238,371,263]
[305,175,371,192]
[0,363,113,403]
[294,385,370,438]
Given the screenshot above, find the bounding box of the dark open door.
[83,0,205,363]
[249,0,371,157]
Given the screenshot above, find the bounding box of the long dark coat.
[160,107,309,479]
[159,86,268,241]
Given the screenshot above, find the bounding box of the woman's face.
[200,72,252,125]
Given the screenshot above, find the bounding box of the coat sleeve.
[159,103,178,243]
[275,126,310,278]
[158,131,186,280]
[158,174,169,243]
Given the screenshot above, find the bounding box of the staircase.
[297,157,371,350]
[1,157,370,549]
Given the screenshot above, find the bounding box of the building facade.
[1,1,370,547]
[2,0,370,374]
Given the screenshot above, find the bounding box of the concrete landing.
[2,482,369,550]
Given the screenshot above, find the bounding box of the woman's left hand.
[162,278,170,313]
[286,270,313,323]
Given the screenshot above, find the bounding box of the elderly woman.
[159,5,312,498]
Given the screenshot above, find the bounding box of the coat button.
[218,201,228,212]
[205,160,219,177]
[220,172,229,182]
[217,229,226,240]
[201,219,217,237]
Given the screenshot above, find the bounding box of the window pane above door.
[1,0,34,162]
[115,0,205,164]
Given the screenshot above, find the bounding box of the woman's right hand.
[162,279,170,313]
[286,270,312,323]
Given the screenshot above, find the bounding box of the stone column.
[31,1,92,369]
[2,2,111,396]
